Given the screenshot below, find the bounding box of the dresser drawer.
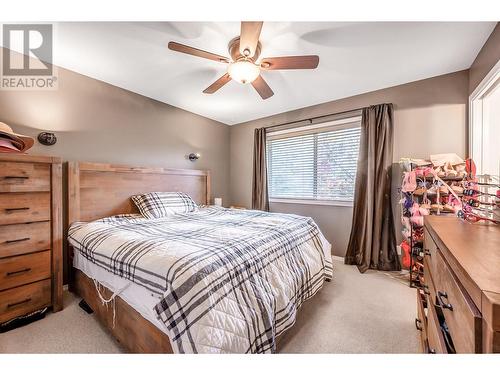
[416,288,428,352]
[0,221,51,258]
[427,303,447,354]
[423,227,438,280]
[423,255,436,303]
[0,279,51,323]
[434,251,482,353]
[0,162,50,192]
[0,250,51,290]
[0,192,50,225]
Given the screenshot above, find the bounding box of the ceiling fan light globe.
[228,60,260,84]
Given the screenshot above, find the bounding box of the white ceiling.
[13,22,500,125]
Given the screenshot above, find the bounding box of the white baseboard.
[332,255,345,262]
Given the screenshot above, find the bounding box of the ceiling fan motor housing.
[228,37,262,62]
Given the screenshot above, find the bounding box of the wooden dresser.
[417,215,500,353]
[0,154,63,324]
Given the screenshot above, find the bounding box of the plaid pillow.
[131,192,198,219]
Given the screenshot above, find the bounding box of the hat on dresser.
[0,122,34,152]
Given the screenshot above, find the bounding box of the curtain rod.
[264,107,365,132]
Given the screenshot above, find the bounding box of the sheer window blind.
[266,116,361,203]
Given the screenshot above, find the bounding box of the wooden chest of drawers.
[417,216,500,353]
[0,154,63,324]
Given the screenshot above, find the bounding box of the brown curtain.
[345,104,400,273]
[252,127,269,211]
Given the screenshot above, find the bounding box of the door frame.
[469,58,500,174]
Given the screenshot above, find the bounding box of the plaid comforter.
[68,207,333,353]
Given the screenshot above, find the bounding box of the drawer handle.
[4,175,29,179]
[5,237,31,244]
[7,298,32,309]
[5,207,30,212]
[437,291,454,311]
[6,267,32,276]
[415,318,423,331]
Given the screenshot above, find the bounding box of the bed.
[67,161,333,353]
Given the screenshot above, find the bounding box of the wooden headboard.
[67,162,211,224]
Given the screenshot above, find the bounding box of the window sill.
[269,198,354,207]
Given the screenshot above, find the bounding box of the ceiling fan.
[168,22,320,100]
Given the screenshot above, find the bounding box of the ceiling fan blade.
[251,75,274,100]
[240,22,263,57]
[260,55,319,70]
[203,73,232,94]
[168,41,229,63]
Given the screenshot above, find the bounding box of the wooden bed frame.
[67,161,211,353]
[67,162,210,223]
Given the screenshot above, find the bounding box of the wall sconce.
[38,132,57,146]
[188,153,201,162]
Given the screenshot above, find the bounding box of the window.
[266,116,361,205]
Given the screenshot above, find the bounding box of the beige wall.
[469,22,500,94]
[2,38,488,260]
[0,50,230,203]
[229,70,469,256]
[0,48,230,281]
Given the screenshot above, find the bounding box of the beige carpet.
[0,259,419,354]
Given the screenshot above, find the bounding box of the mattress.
[73,231,333,338]
[68,207,333,353]
[73,250,168,334]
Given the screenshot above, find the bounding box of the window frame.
[266,115,362,207]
